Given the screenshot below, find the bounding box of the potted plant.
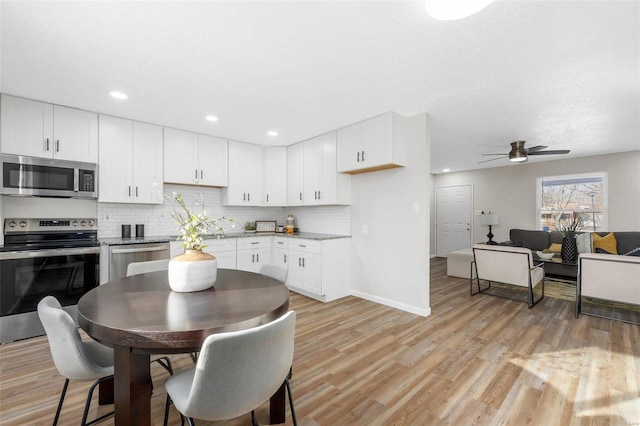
[166,192,234,292]
[557,213,583,262]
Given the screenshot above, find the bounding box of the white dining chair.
[259,263,288,284]
[163,310,298,426]
[38,296,173,426]
[126,258,170,276]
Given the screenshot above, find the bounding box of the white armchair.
[471,244,545,308]
[576,253,640,324]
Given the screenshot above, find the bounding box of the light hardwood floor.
[1,258,639,425]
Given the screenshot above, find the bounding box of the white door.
[436,185,472,257]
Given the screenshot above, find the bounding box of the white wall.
[350,113,430,316]
[431,151,640,253]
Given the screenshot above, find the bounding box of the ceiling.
[1,1,638,174]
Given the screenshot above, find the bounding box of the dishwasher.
[108,242,170,281]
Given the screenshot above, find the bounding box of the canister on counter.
[286,214,295,234]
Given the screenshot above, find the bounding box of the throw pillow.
[548,243,562,253]
[595,247,614,255]
[576,232,592,253]
[623,247,640,257]
[592,232,618,254]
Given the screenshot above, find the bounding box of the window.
[536,173,607,232]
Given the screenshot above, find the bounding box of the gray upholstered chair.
[471,244,545,308]
[126,258,170,276]
[38,296,173,426]
[163,310,298,426]
[259,263,288,283]
[37,296,115,426]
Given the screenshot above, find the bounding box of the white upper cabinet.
[288,132,350,206]
[303,132,350,205]
[337,112,408,174]
[1,95,98,163]
[262,147,287,206]
[98,115,163,204]
[163,128,228,187]
[198,134,229,187]
[224,140,262,206]
[286,143,304,206]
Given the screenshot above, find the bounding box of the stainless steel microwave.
[0,154,97,198]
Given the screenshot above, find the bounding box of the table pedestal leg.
[269,382,286,424]
[114,345,151,426]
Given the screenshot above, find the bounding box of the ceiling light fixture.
[109,91,128,100]
[267,131,278,137]
[425,0,494,21]
[442,168,451,173]
[205,115,219,122]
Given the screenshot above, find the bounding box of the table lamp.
[481,212,499,245]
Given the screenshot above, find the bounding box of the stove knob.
[72,220,79,227]
[80,220,87,227]
[19,221,27,228]
[88,220,95,227]
[8,221,17,228]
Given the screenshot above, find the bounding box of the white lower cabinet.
[286,238,350,302]
[272,237,289,271]
[236,237,271,273]
[170,238,237,270]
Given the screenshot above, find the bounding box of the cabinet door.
[237,248,269,273]
[302,252,322,295]
[198,135,228,187]
[362,113,393,168]
[263,147,287,206]
[287,143,304,206]
[287,251,305,289]
[53,105,98,162]
[1,95,53,158]
[163,128,198,184]
[98,115,133,203]
[273,247,288,270]
[303,137,323,205]
[226,140,247,205]
[244,143,263,205]
[336,122,362,172]
[132,122,163,204]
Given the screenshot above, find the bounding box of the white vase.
[168,249,217,292]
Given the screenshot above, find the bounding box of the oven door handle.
[0,246,100,260]
[110,246,168,255]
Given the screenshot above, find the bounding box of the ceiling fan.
[479,141,570,164]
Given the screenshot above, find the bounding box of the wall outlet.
[104,214,110,221]
[412,202,420,213]
[362,225,368,234]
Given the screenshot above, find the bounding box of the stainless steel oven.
[0,218,99,343]
[0,154,97,198]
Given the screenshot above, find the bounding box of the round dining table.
[77,268,290,426]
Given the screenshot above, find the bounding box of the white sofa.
[471,244,545,308]
[576,253,640,323]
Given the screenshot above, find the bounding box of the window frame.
[535,172,608,232]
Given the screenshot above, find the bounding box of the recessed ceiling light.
[267,131,278,137]
[443,168,451,173]
[425,0,494,21]
[205,115,219,122]
[109,91,128,100]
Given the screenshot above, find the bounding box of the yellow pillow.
[548,243,562,253]
[592,232,618,254]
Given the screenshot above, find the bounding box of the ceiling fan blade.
[528,150,570,155]
[478,156,508,163]
[525,145,548,152]
[481,153,509,156]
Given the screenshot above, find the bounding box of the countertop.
[99,232,350,246]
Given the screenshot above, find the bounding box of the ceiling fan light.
[509,154,528,163]
[425,0,494,21]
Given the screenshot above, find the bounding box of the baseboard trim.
[351,290,431,317]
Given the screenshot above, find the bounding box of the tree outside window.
[537,173,606,232]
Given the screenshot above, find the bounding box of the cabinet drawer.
[289,239,321,255]
[237,236,271,250]
[203,238,237,252]
[273,236,289,249]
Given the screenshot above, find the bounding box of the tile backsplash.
[97,184,351,238]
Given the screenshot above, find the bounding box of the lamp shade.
[481,213,499,226]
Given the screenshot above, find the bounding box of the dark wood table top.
[77,268,290,353]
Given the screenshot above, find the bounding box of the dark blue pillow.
[623,247,640,257]
[595,247,614,254]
